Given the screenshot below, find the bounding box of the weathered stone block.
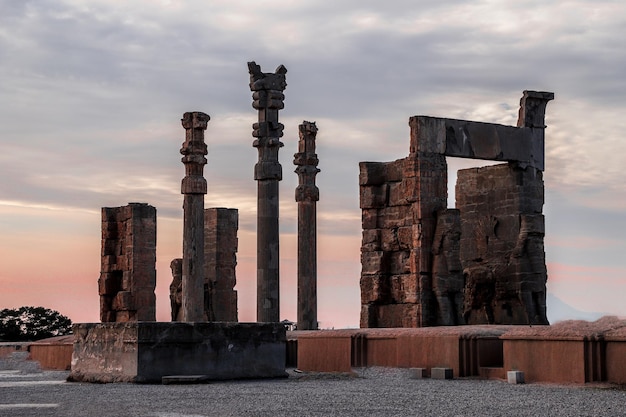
[362,209,378,230]
[362,229,381,252]
[409,367,427,379]
[389,251,410,275]
[360,184,389,209]
[361,251,386,276]
[431,367,453,380]
[68,322,286,383]
[359,162,387,186]
[112,291,134,311]
[507,370,525,384]
[390,274,419,303]
[409,116,446,154]
[378,205,411,228]
[360,274,389,303]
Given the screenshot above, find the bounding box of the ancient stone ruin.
[360,90,553,328]
[169,208,239,322]
[248,61,287,323]
[294,121,320,330]
[180,111,210,322]
[204,208,239,322]
[98,203,156,322]
[72,105,285,383]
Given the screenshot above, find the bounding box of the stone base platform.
[68,322,286,383]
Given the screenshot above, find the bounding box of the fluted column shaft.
[248,61,287,323]
[180,111,209,322]
[294,121,320,330]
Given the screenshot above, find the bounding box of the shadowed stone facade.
[360,90,553,328]
[204,208,239,322]
[457,165,547,324]
[170,208,239,322]
[99,203,156,322]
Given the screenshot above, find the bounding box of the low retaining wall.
[29,343,73,370]
[293,326,510,377]
[0,343,29,358]
[291,317,626,385]
[501,317,626,384]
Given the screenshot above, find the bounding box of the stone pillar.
[180,111,210,322]
[294,121,320,330]
[248,61,287,323]
[99,203,156,322]
[204,208,239,322]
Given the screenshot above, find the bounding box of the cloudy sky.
[1,0,625,328]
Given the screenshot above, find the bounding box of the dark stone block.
[69,322,286,383]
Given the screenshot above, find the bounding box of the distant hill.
[546,293,605,323]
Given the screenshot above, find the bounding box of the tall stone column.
[248,61,287,323]
[294,121,320,330]
[180,111,210,322]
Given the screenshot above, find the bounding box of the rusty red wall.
[297,336,352,373]
[29,344,73,370]
[504,339,585,383]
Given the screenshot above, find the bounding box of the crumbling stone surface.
[431,209,464,325]
[456,163,548,325]
[360,90,553,328]
[204,208,238,322]
[99,203,156,322]
[169,258,183,321]
[170,208,239,322]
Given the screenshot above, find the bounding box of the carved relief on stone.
[431,209,464,325]
[359,90,553,328]
[169,258,183,321]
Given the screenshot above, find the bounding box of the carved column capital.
[294,121,320,202]
[180,111,209,195]
[248,61,287,182]
[517,90,555,128]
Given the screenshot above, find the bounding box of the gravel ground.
[1,368,625,417]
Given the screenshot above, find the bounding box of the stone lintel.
[409,116,545,170]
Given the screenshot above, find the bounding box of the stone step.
[162,375,211,385]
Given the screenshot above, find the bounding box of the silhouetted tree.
[0,306,72,341]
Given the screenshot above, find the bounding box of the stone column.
[248,61,287,323]
[294,121,320,330]
[180,111,210,322]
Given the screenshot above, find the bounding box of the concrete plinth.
[431,367,453,380]
[68,322,286,383]
[409,368,427,379]
[507,370,525,384]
